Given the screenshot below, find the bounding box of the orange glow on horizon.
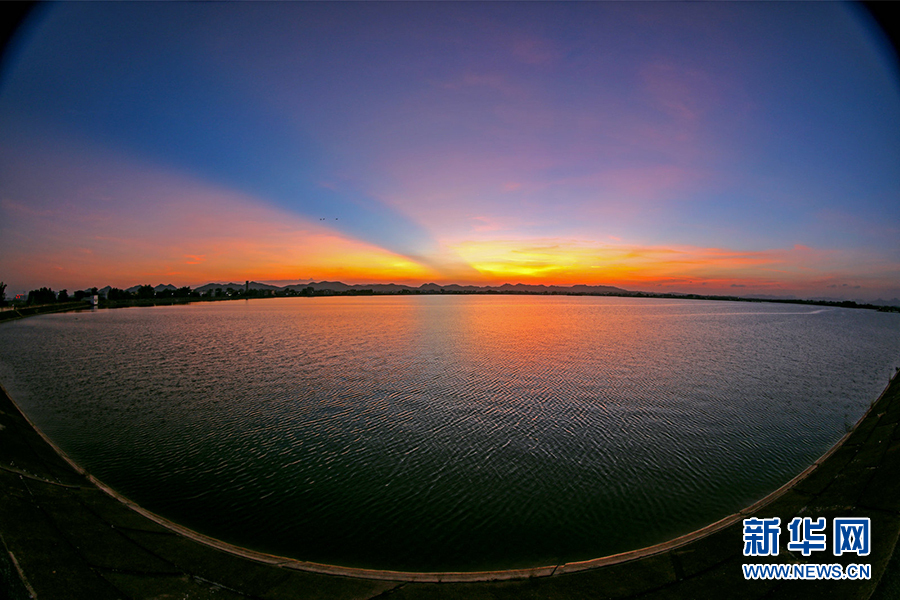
[3,154,894,297]
[442,238,895,297]
[8,223,894,298]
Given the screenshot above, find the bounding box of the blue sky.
[1,2,898,300]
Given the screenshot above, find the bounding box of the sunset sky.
[1,2,898,300]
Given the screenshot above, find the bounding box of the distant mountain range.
[187,281,629,295]
[123,284,179,294]
[193,282,280,294]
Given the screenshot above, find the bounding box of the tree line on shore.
[1,283,352,308]
[2,279,898,313]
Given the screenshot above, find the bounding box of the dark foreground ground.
[2,372,900,599]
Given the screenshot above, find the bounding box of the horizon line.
[10,279,900,308]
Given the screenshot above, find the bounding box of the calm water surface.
[1,296,899,571]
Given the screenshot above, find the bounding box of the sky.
[1,2,898,301]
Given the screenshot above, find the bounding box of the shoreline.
[2,286,898,326]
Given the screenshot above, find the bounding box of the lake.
[1,295,898,571]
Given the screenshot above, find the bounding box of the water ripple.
[0,296,898,571]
